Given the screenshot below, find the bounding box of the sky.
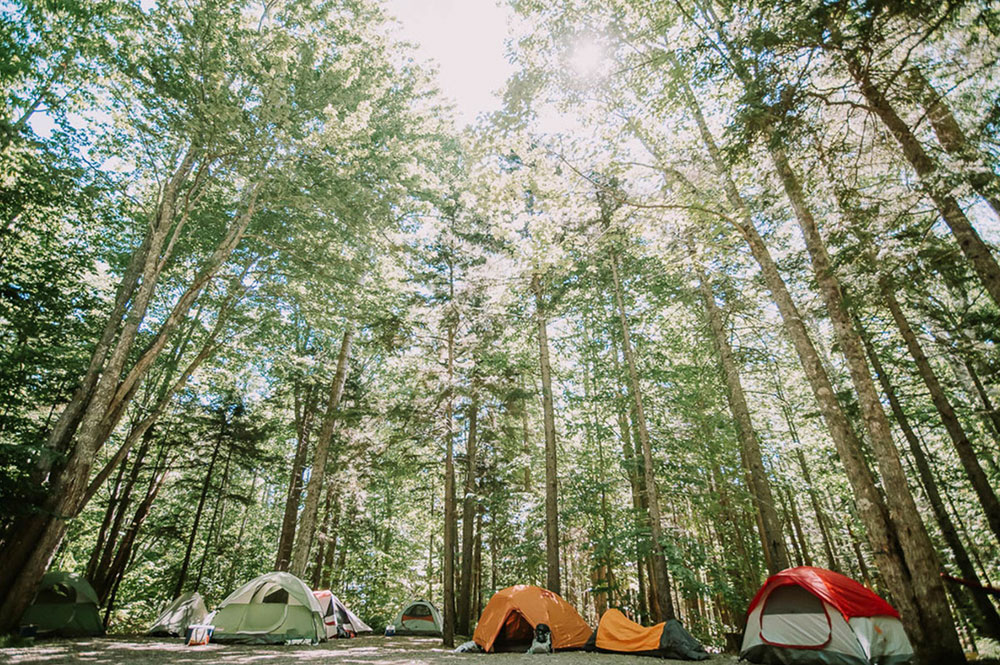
[383,0,516,127]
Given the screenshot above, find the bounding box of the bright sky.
[384,0,516,127]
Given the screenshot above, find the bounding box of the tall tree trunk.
[696,266,790,573]
[862,321,1000,639]
[442,314,457,647]
[313,482,337,589]
[0,174,261,631]
[784,485,812,567]
[881,284,1000,546]
[474,505,484,619]
[664,54,909,635]
[609,251,675,620]
[194,447,232,592]
[172,432,223,598]
[841,51,1000,308]
[532,271,561,595]
[290,326,353,576]
[458,393,480,635]
[275,381,317,571]
[320,494,340,591]
[907,67,1000,220]
[794,449,840,572]
[767,140,962,661]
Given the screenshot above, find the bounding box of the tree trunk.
[784,484,812,567]
[320,494,340,591]
[666,56,900,628]
[794,449,841,573]
[609,251,675,621]
[907,67,1000,219]
[767,140,962,661]
[881,283,1000,547]
[842,52,1000,308]
[862,320,1000,639]
[290,326,353,576]
[442,315,457,648]
[313,482,337,589]
[275,381,317,571]
[532,271,561,595]
[458,393,479,635]
[172,433,222,598]
[474,504,484,618]
[696,265,790,573]
[0,174,261,631]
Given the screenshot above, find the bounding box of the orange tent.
[586,609,708,660]
[473,585,591,652]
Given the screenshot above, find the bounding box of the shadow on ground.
[0,635,738,665]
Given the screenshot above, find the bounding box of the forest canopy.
[2,1,1000,664]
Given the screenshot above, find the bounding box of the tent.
[585,608,709,660]
[740,566,913,665]
[210,572,325,644]
[147,591,208,637]
[473,585,591,652]
[20,571,104,637]
[392,599,443,636]
[313,589,372,638]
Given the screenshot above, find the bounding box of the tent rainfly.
[313,590,372,638]
[210,572,325,644]
[473,585,591,652]
[147,591,208,637]
[20,571,104,637]
[741,566,913,665]
[585,608,709,660]
[392,599,443,636]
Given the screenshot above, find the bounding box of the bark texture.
[532,271,561,596]
[697,266,790,574]
[290,327,354,577]
[609,251,675,621]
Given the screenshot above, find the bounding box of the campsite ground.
[0,635,739,664]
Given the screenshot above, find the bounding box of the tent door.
[759,584,832,649]
[493,611,534,652]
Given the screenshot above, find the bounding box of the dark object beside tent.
[585,608,709,660]
[20,571,104,637]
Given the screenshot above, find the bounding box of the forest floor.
[0,635,739,664]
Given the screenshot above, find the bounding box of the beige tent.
[147,591,208,637]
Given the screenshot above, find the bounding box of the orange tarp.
[594,609,662,652]
[473,585,592,652]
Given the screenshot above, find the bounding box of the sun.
[569,39,605,79]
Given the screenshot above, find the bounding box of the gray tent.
[147,591,208,637]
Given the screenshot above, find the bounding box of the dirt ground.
[0,635,739,665]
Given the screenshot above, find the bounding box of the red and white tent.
[312,590,372,639]
[740,567,913,665]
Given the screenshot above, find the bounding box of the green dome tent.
[211,572,325,644]
[21,572,104,637]
[392,599,443,636]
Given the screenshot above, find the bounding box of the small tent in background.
[741,566,913,665]
[313,589,372,638]
[147,591,208,637]
[585,608,709,660]
[392,599,443,636]
[473,585,591,652]
[20,571,104,637]
[211,572,325,644]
